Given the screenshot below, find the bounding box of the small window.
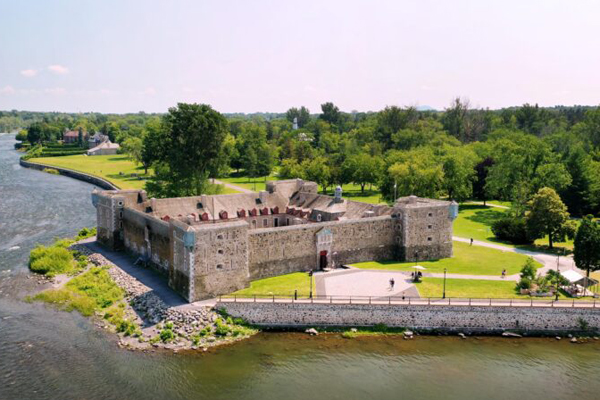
[145,206,153,213]
[216,264,224,270]
[252,220,257,228]
[286,218,290,226]
[428,224,432,229]
[217,249,224,255]
[427,237,432,241]
[255,198,262,204]
[317,214,322,222]
[217,234,224,240]
[428,212,433,217]
[196,202,203,209]
[274,218,279,227]
[263,219,268,227]
[118,201,124,207]
[119,221,123,229]
[119,211,123,218]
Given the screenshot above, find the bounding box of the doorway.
[319,250,328,270]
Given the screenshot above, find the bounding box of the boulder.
[305,328,319,336]
[502,332,522,338]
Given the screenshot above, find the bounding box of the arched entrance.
[319,250,328,270]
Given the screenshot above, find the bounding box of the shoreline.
[19,158,119,190]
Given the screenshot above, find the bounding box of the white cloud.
[47,64,69,75]
[44,87,67,95]
[141,87,157,95]
[0,85,16,94]
[20,69,38,77]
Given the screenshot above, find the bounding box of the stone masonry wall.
[219,302,600,333]
[397,204,453,261]
[191,221,250,301]
[247,216,398,280]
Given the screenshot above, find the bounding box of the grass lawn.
[352,241,541,276]
[414,278,524,299]
[321,183,386,205]
[454,204,575,253]
[32,154,239,194]
[219,174,280,191]
[229,272,316,297]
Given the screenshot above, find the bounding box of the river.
[1,132,600,400]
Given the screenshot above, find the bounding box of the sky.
[1,0,600,114]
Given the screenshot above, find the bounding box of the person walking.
[470,238,474,246]
[501,269,506,279]
[390,278,395,290]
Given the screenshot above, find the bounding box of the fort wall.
[218,302,600,333]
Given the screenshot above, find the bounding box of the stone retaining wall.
[20,158,118,190]
[218,302,600,334]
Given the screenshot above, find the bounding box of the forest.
[5,99,600,219]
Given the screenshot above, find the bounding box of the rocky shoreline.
[70,244,257,352]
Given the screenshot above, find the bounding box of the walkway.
[315,269,420,298]
[463,201,509,209]
[212,179,254,194]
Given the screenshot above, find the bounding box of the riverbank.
[27,236,258,352]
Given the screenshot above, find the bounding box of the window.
[428,224,432,229]
[196,202,203,209]
[274,218,279,227]
[263,219,268,227]
[427,237,432,241]
[252,220,257,229]
[428,212,433,217]
[216,264,224,270]
[217,234,224,240]
[217,249,224,255]
[119,211,123,218]
[286,218,290,226]
[317,214,322,222]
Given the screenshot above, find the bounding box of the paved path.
[315,269,420,298]
[463,201,509,209]
[212,179,254,194]
[453,236,581,276]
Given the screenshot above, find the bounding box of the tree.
[473,156,494,205]
[319,102,340,126]
[145,103,228,198]
[27,122,42,144]
[342,153,384,193]
[376,105,417,149]
[441,148,476,201]
[77,127,84,147]
[526,187,576,248]
[303,156,330,193]
[279,158,305,179]
[285,106,310,128]
[573,215,600,280]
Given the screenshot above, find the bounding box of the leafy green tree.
[319,102,340,126]
[342,153,384,193]
[376,106,417,149]
[303,156,331,193]
[279,158,305,179]
[573,215,600,280]
[441,148,476,201]
[526,187,576,248]
[146,103,228,197]
[285,106,310,128]
[27,122,42,144]
[77,127,84,147]
[122,136,143,165]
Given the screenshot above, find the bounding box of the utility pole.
[308,270,313,299]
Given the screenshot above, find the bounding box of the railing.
[217,294,600,308]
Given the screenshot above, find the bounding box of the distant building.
[88,132,109,148]
[93,179,457,302]
[292,117,298,130]
[87,140,120,156]
[63,130,87,144]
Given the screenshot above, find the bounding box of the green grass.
[32,154,239,193]
[352,241,540,276]
[33,267,124,316]
[219,174,280,191]
[230,272,316,297]
[321,183,386,205]
[454,204,575,253]
[29,245,77,277]
[414,278,524,298]
[32,154,149,189]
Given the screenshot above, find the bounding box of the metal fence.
[218,294,600,308]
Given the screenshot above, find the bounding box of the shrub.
[76,227,97,241]
[67,267,124,309]
[160,328,175,342]
[29,245,74,276]
[492,217,534,244]
[214,318,230,336]
[516,277,532,290]
[519,258,537,280]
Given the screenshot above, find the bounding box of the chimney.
[334,186,343,203]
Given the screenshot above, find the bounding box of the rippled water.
[1,132,600,400]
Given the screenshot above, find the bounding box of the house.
[88,132,109,148]
[87,140,120,156]
[63,130,85,144]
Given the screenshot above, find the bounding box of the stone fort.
[92,179,457,302]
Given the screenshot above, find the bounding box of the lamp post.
[308,270,313,299]
[555,250,561,301]
[443,268,447,299]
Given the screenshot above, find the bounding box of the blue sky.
[1,0,599,113]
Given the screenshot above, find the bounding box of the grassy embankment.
[353,241,541,276]
[230,272,317,297]
[30,154,238,193]
[27,228,140,336]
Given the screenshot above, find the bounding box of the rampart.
[218,302,600,334]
